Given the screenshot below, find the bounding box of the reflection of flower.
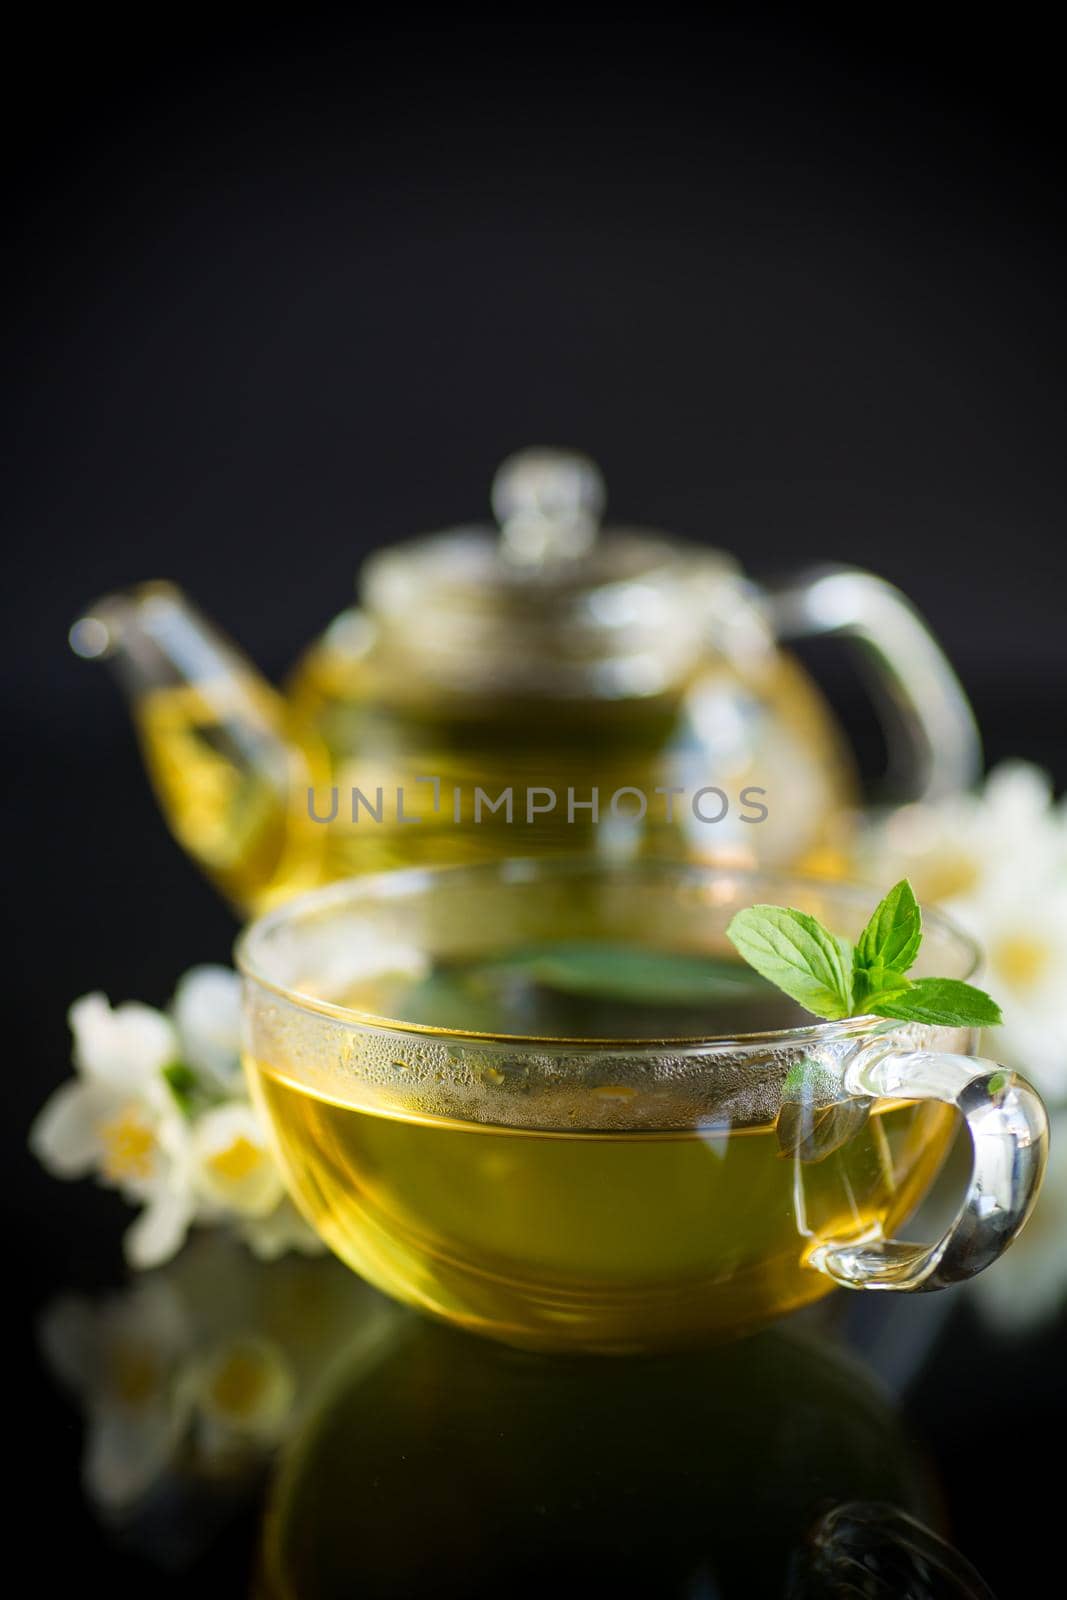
[40,1280,190,1510]
[39,1234,401,1523]
[30,971,323,1268]
[186,1336,295,1461]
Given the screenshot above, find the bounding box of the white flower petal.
[124,1187,196,1270]
[172,965,243,1086]
[983,760,1055,827]
[67,993,111,1062]
[29,1080,117,1177]
[192,1102,284,1219]
[861,763,1067,1103]
[990,1011,1067,1103]
[69,993,178,1091]
[862,760,1067,918]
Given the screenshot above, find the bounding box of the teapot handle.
[764,565,980,801]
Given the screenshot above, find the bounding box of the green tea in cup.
[238,860,1045,1352]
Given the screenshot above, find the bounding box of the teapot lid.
[358,450,748,697]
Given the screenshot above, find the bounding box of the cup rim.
[234,857,981,1050]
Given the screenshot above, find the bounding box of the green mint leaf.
[852,965,913,1014]
[855,879,922,976]
[726,906,854,1020]
[870,977,1003,1029]
[488,943,773,1005]
[728,883,1004,1029]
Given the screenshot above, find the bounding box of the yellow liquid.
[245,948,955,1352]
[249,1073,952,1352]
[295,647,855,886]
[132,646,856,912]
[134,681,322,909]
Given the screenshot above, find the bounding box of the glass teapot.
[72,449,979,913]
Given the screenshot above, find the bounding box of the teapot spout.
[71,582,315,911]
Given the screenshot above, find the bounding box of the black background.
[6,11,1066,1595]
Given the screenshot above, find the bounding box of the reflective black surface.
[18,1230,1019,1599]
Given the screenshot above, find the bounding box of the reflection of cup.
[256,1318,939,1599]
[238,860,1047,1353]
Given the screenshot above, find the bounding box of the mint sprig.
[725,906,855,1020]
[726,879,1002,1029]
[855,877,922,974]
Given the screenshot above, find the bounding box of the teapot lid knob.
[492,448,605,567]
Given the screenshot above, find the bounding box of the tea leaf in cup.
[392,943,778,1037]
[488,943,772,1005]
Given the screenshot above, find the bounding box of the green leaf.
[491,943,773,1005]
[726,907,854,1021]
[395,944,775,1035]
[870,977,1003,1029]
[389,971,516,1033]
[855,879,922,976]
[162,1061,205,1119]
[726,879,1004,1030]
[834,933,855,980]
[777,1054,871,1161]
[852,965,914,1014]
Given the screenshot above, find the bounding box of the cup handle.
[764,564,981,802]
[810,1049,1048,1292]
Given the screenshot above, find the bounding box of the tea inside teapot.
[73,448,978,911]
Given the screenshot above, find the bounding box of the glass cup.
[237,860,1048,1352]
